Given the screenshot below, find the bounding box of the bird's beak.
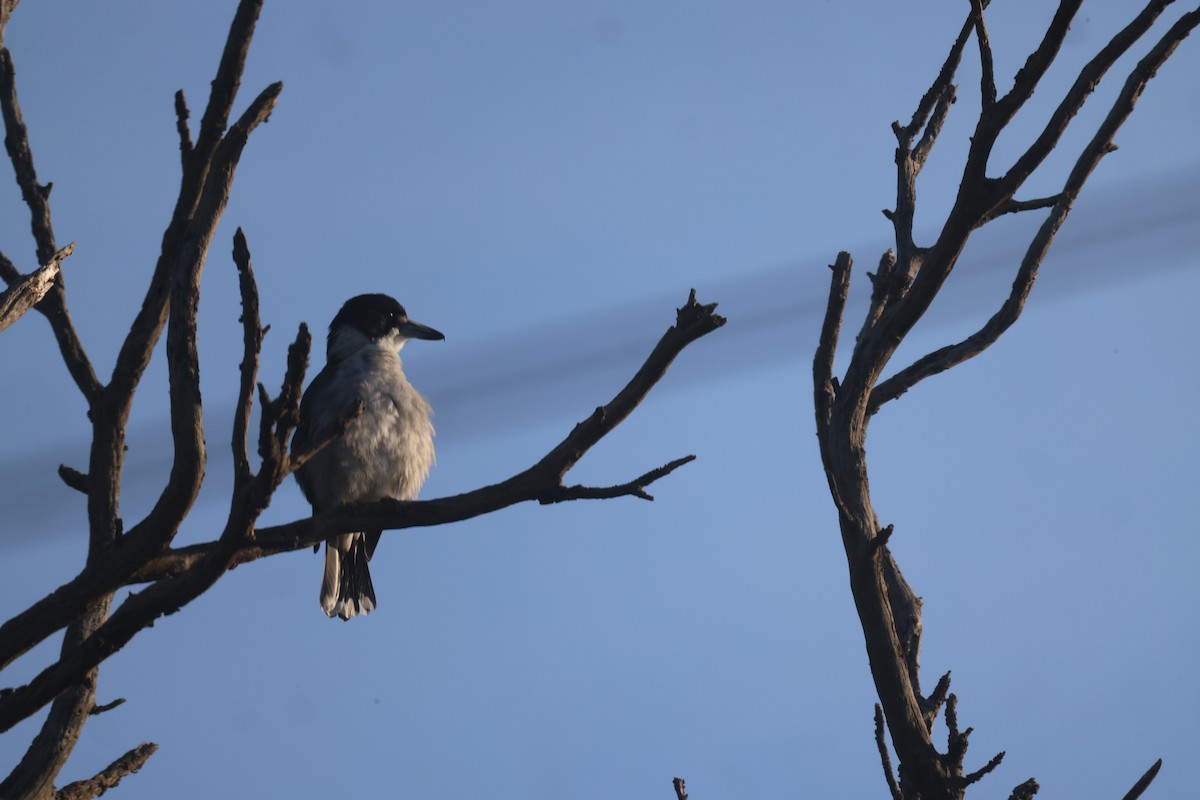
[398,319,445,341]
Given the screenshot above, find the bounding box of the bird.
[292,293,444,620]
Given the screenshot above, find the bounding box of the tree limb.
[813,4,1198,798]
[54,742,157,800]
[0,242,72,333]
[1120,759,1163,800]
[0,47,101,407]
[869,5,1200,416]
[0,290,723,732]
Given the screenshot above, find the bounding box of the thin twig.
[976,193,1062,227]
[874,705,902,800]
[539,455,696,503]
[963,750,1005,786]
[970,0,997,109]
[88,698,126,716]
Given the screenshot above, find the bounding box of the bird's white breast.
[303,343,435,510]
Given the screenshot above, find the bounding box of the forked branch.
[814,3,1193,798]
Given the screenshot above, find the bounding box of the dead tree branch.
[0,243,722,736]
[0,242,71,333]
[54,743,157,800]
[1121,759,1163,800]
[814,2,1196,798]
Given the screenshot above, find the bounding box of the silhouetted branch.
[540,454,696,503]
[55,742,157,800]
[0,290,723,732]
[672,777,688,800]
[969,0,996,109]
[0,46,101,406]
[57,464,88,494]
[1120,759,1163,800]
[174,90,192,166]
[1007,777,1039,800]
[231,227,262,483]
[88,697,125,716]
[814,3,1197,798]
[874,705,902,800]
[0,242,71,333]
[869,5,1200,418]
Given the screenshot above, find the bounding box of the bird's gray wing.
[292,363,345,511]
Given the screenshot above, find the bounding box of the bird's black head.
[328,294,444,356]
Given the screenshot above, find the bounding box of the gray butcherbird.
[292,293,444,620]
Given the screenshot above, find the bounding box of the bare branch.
[672,777,688,800]
[970,0,997,109]
[96,1,276,554]
[985,1,1083,136]
[174,89,192,166]
[538,455,696,503]
[901,8,977,141]
[976,193,1062,227]
[870,6,1200,417]
[57,464,88,494]
[999,1,1175,195]
[0,602,110,799]
[231,227,261,484]
[963,750,1005,787]
[0,291,723,730]
[55,742,157,800]
[1007,777,1040,800]
[0,49,101,405]
[874,704,903,800]
[88,698,125,716]
[912,83,956,170]
[1120,758,1163,800]
[922,671,951,731]
[189,0,264,172]
[0,242,72,333]
[813,252,851,435]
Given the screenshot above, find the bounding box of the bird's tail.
[321,533,377,620]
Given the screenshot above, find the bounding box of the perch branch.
[0,291,724,731]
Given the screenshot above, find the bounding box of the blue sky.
[1,2,1197,798]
